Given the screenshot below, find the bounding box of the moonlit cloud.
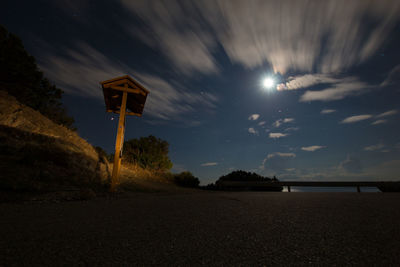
[371,119,387,125]
[341,115,372,124]
[301,146,326,152]
[299,76,369,102]
[364,143,385,151]
[201,162,218,167]
[258,121,266,126]
[120,0,400,75]
[321,109,336,114]
[273,118,294,128]
[268,152,296,158]
[248,127,258,135]
[260,152,296,172]
[339,155,363,173]
[39,42,218,121]
[381,65,400,87]
[269,132,288,139]
[284,127,299,132]
[248,114,260,120]
[376,110,398,118]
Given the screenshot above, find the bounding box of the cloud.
[364,143,385,151]
[38,42,218,121]
[376,110,398,118]
[121,1,218,75]
[283,118,294,123]
[371,119,387,125]
[269,132,288,139]
[340,115,372,124]
[268,152,296,158]
[273,118,294,127]
[381,65,400,87]
[201,162,218,167]
[248,114,260,120]
[299,76,369,102]
[273,120,282,128]
[121,0,400,75]
[301,146,326,152]
[258,121,266,126]
[339,155,363,173]
[321,109,336,114]
[248,127,258,135]
[284,127,299,132]
[261,152,296,172]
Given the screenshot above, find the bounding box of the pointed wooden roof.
[100,75,149,116]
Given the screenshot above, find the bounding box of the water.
[282,186,380,192]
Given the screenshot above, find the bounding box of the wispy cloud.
[301,146,326,152]
[284,127,299,132]
[371,119,387,125]
[381,65,400,87]
[120,0,400,75]
[269,132,288,139]
[376,110,398,118]
[268,152,296,158]
[299,76,369,102]
[273,118,294,127]
[258,121,266,126]
[248,114,260,120]
[364,143,385,151]
[321,109,336,114]
[39,42,218,121]
[339,155,363,173]
[341,115,372,124]
[260,152,296,172]
[248,127,258,135]
[201,162,218,167]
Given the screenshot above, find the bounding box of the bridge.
[217,181,400,192]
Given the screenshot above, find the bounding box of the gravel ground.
[1,192,399,266]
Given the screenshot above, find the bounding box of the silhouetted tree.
[174,171,200,188]
[123,135,173,171]
[218,170,273,182]
[0,24,74,128]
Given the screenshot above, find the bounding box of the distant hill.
[0,90,110,192]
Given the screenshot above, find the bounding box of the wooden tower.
[100,75,149,192]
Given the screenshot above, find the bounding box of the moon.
[262,77,275,89]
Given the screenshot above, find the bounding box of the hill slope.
[0,90,110,191]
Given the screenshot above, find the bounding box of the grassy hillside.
[0,90,110,191]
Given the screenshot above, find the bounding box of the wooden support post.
[288,186,291,192]
[357,186,361,193]
[110,90,128,192]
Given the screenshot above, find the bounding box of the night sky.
[2,0,400,184]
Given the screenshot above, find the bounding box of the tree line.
[0,24,74,128]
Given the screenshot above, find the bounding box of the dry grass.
[0,90,110,192]
[118,163,195,193]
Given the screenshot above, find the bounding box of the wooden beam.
[102,79,129,89]
[110,89,128,192]
[106,109,142,117]
[110,85,147,96]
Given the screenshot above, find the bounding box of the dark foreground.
[1,192,399,266]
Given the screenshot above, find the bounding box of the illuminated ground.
[1,192,399,266]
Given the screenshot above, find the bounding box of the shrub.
[174,171,200,188]
[123,135,173,172]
